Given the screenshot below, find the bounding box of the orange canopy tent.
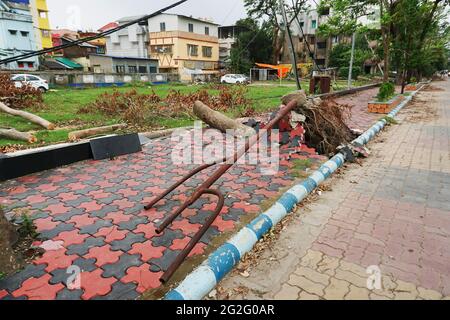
[255,63,313,79]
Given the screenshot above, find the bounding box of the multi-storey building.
[0,0,39,70]
[29,0,51,49]
[105,13,220,82]
[7,0,52,49]
[105,15,150,59]
[218,25,248,71]
[284,6,380,69]
[148,14,219,81]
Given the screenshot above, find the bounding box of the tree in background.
[228,18,273,74]
[244,0,309,64]
[328,35,373,79]
[318,0,449,84]
[391,0,449,89]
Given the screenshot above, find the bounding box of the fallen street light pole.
[145,99,300,283]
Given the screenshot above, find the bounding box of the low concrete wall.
[1,70,180,87]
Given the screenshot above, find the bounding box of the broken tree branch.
[68,123,127,141]
[0,102,55,130]
[193,101,255,137]
[0,128,37,143]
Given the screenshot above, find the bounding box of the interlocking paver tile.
[0,110,327,300]
[101,253,143,279]
[85,245,123,267]
[110,232,147,252]
[80,269,117,300]
[66,237,106,256]
[92,282,139,300]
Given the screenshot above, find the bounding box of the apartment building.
[0,0,39,70]
[29,0,51,49]
[105,15,150,58]
[284,6,381,69]
[218,25,248,71]
[283,8,332,68]
[147,14,219,81]
[8,0,52,49]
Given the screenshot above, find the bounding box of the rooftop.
[117,12,219,26]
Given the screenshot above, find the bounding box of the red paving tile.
[122,264,162,293]
[85,245,122,267]
[33,249,78,272]
[80,269,116,300]
[129,241,165,262]
[12,275,64,300]
[55,230,89,246]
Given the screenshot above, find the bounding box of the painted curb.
[165,84,427,300]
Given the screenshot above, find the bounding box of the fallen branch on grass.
[0,102,55,130]
[68,123,127,141]
[0,128,37,143]
[193,101,255,137]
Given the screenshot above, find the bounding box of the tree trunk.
[0,102,55,130]
[0,128,37,143]
[380,1,390,83]
[68,124,127,141]
[193,101,255,137]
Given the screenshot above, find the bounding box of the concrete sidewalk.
[215,80,450,300]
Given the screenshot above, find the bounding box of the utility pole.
[348,31,356,89]
[279,0,301,90]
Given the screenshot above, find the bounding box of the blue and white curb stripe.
[165,85,426,300]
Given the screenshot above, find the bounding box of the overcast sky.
[47,0,247,30]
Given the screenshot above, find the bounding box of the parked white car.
[11,74,49,92]
[220,74,250,84]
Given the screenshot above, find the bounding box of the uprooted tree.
[283,91,355,155]
[0,74,55,143]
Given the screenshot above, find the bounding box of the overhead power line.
[0,0,189,65]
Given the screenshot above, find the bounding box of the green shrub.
[410,77,417,84]
[377,82,395,101]
[338,66,362,80]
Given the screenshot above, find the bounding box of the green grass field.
[0,79,375,148]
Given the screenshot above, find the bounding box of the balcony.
[149,31,218,43]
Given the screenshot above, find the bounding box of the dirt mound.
[0,208,23,277]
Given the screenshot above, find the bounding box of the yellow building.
[147,14,219,82]
[30,0,52,49]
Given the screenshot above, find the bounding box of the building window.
[116,65,126,73]
[202,46,212,58]
[160,22,166,32]
[39,10,47,19]
[128,66,138,73]
[317,42,327,49]
[41,30,51,38]
[188,23,194,33]
[205,27,209,35]
[9,30,17,36]
[150,45,173,54]
[299,21,304,28]
[312,20,317,29]
[149,66,157,73]
[138,66,147,73]
[21,31,29,37]
[187,44,198,56]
